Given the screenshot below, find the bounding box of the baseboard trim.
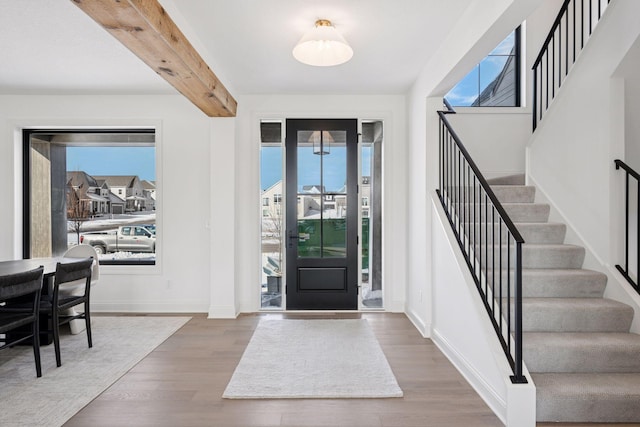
[431,328,507,425]
[92,302,208,313]
[208,305,239,319]
[405,307,430,338]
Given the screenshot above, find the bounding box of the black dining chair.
[41,258,93,367]
[0,266,45,377]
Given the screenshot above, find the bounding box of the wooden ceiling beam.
[71,0,237,117]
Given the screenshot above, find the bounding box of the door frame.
[284,118,359,310]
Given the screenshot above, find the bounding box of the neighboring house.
[93,175,148,212]
[141,180,156,211]
[66,171,110,217]
[261,181,283,217]
[471,47,517,107]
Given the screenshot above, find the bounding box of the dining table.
[0,256,86,344]
[0,257,79,277]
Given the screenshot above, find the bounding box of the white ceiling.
[0,0,474,96]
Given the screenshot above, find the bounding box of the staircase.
[490,174,640,423]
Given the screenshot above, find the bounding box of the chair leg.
[53,312,61,367]
[85,301,92,348]
[32,316,42,378]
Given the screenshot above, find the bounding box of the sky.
[445,30,515,106]
[67,146,156,182]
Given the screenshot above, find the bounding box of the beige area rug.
[0,316,190,427]
[223,319,403,399]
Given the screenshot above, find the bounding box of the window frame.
[446,26,522,108]
[22,128,157,266]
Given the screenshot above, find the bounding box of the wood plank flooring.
[64,313,502,427]
[64,312,640,427]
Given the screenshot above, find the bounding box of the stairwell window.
[445,27,521,107]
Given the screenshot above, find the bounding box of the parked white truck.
[80,225,156,254]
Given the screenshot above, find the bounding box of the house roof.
[141,180,156,190]
[93,176,137,188]
[67,171,99,189]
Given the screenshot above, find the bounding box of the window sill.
[449,106,531,115]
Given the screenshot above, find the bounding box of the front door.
[285,119,358,310]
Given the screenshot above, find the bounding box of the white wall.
[528,0,640,266]
[430,192,536,427]
[0,94,223,313]
[233,94,407,314]
[446,110,531,179]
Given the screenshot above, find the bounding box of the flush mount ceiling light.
[292,19,353,67]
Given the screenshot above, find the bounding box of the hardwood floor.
[65,312,640,427]
[64,312,503,427]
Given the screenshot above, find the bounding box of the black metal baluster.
[507,231,512,355]
[581,0,585,48]
[573,0,576,63]
[512,240,525,383]
[552,34,555,98]
[492,207,496,315]
[589,0,593,35]
[493,217,504,333]
[626,172,630,275]
[546,52,549,110]
[486,194,489,297]
[558,20,562,87]
[533,65,538,130]
[565,8,569,76]
[498,210,502,337]
[598,0,601,19]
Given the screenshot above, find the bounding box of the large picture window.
[23,129,156,265]
[445,28,521,107]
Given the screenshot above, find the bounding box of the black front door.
[285,119,358,310]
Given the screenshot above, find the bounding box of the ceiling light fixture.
[293,19,353,67]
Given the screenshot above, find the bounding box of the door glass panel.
[296,130,347,259]
[321,131,347,193]
[260,120,283,309]
[361,121,383,308]
[297,195,322,258]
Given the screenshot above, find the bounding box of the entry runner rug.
[223,319,403,399]
[0,316,190,427]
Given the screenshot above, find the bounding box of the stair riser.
[468,223,566,245]
[534,372,640,423]
[491,185,536,203]
[523,246,585,269]
[520,306,633,332]
[525,345,640,373]
[475,245,585,269]
[518,223,566,244]
[537,392,640,423]
[443,201,550,222]
[485,277,605,299]
[503,204,550,222]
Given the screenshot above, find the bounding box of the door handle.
[288,230,298,248]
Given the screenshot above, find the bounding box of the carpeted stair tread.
[502,203,550,222]
[524,332,640,372]
[522,244,585,269]
[490,185,536,203]
[520,298,634,332]
[522,269,607,298]
[533,372,640,422]
[486,174,525,185]
[487,268,607,298]
[514,222,566,244]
